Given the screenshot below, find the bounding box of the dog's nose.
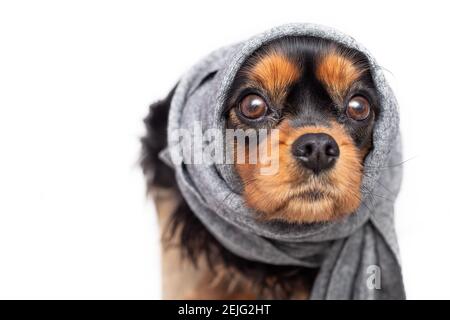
[292,133,340,174]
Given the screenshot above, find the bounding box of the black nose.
[292,133,340,174]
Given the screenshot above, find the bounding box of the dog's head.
[225,37,378,223]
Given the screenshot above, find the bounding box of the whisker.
[362,173,393,194]
[360,199,375,214]
[361,185,394,202]
[364,156,417,170]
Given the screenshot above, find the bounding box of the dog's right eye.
[238,94,268,120]
[346,96,371,121]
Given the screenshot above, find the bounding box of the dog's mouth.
[296,189,325,202]
[287,174,334,202]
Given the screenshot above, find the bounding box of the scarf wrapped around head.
[159,23,405,299]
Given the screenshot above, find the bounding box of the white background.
[0,0,449,299]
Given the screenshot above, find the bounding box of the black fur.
[140,85,177,189]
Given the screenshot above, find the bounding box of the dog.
[141,35,379,299]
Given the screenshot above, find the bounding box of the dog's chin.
[267,194,358,224]
[245,182,362,224]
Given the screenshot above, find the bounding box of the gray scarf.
[160,23,405,299]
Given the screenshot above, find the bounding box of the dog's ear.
[140,84,178,190]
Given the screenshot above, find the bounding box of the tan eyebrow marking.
[316,52,364,100]
[245,52,300,101]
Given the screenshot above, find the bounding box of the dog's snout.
[292,133,339,174]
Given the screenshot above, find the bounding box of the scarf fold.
[160,23,405,299]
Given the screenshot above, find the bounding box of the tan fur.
[245,52,300,103]
[236,121,366,223]
[316,51,363,101]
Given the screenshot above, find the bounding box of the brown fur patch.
[236,121,366,223]
[245,52,300,103]
[316,51,364,101]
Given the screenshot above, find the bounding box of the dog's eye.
[346,96,371,121]
[239,94,268,120]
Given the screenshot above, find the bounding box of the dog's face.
[225,37,378,223]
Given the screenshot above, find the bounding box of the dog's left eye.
[238,94,268,120]
[346,96,371,121]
